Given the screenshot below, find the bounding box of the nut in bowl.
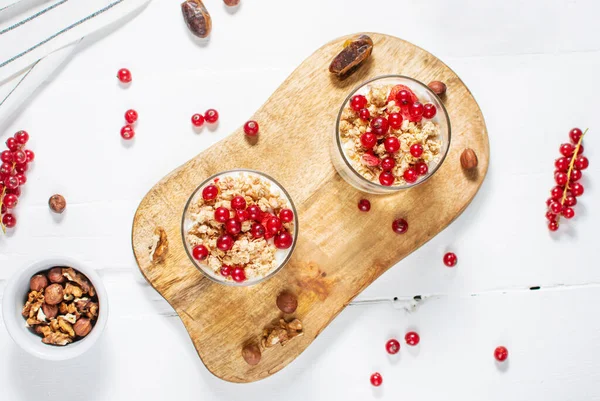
[182,170,298,286]
[1,258,108,360]
[332,75,451,194]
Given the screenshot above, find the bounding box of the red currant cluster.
[351,84,437,186]
[0,131,34,231]
[191,109,219,129]
[546,128,589,231]
[191,183,294,283]
[121,109,138,140]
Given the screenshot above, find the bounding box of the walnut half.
[261,318,304,348]
[149,227,168,263]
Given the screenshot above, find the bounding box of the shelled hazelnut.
[428,81,447,96]
[44,284,64,305]
[48,194,66,214]
[460,148,478,170]
[48,267,65,283]
[241,343,261,366]
[30,275,48,292]
[276,291,298,314]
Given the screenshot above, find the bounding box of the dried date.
[181,0,212,38]
[329,35,373,77]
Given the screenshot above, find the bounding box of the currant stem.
[558,128,589,224]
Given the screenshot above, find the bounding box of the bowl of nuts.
[2,258,108,360]
[182,169,298,286]
[331,75,451,194]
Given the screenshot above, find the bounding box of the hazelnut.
[460,148,478,170]
[44,284,64,305]
[73,318,93,337]
[30,274,48,292]
[276,291,298,314]
[428,80,447,96]
[48,267,65,283]
[42,303,58,319]
[48,194,66,214]
[223,0,239,5]
[241,343,261,366]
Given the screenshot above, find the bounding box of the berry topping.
[231,196,247,210]
[214,207,230,223]
[384,136,400,153]
[379,171,394,186]
[251,223,266,239]
[350,94,367,111]
[247,204,263,221]
[410,143,424,158]
[403,167,418,183]
[231,267,246,283]
[359,108,371,120]
[225,219,241,235]
[220,265,232,276]
[381,157,395,171]
[388,112,403,129]
[370,117,389,136]
[217,234,234,251]
[202,184,219,200]
[192,245,209,261]
[266,216,283,234]
[360,132,377,149]
[279,208,294,223]
[423,103,437,119]
[415,161,428,176]
[274,231,294,249]
[362,153,381,167]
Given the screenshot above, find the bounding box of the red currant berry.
[350,94,367,111]
[370,117,389,136]
[555,157,570,172]
[247,204,263,221]
[574,156,589,170]
[191,113,205,127]
[360,132,377,149]
[574,144,584,156]
[423,103,437,119]
[5,176,19,190]
[403,167,418,183]
[214,207,230,223]
[385,339,400,354]
[392,218,408,234]
[415,161,428,176]
[384,136,400,153]
[234,209,248,223]
[388,112,403,129]
[192,244,209,261]
[125,109,138,124]
[545,211,557,221]
[25,150,35,162]
[274,231,294,249]
[13,150,26,164]
[225,219,241,235]
[3,193,18,209]
[570,169,582,182]
[243,120,259,136]
[564,195,577,207]
[443,252,457,267]
[204,109,219,124]
[14,130,29,144]
[560,143,575,157]
[571,182,584,197]
[379,171,394,186]
[16,173,26,185]
[279,208,294,223]
[120,125,135,140]
[117,68,132,83]
[396,89,412,105]
[358,199,371,212]
[410,143,423,158]
[370,373,382,387]
[549,201,562,214]
[7,186,20,197]
[2,213,16,228]
[251,223,266,239]
[569,128,583,143]
[546,198,555,207]
[550,186,563,200]
[266,216,282,234]
[15,163,27,174]
[409,102,424,120]
[231,266,246,282]
[561,207,575,219]
[0,162,12,176]
[359,108,370,120]
[548,220,559,231]
[494,346,508,362]
[381,157,395,171]
[405,331,420,346]
[217,234,234,251]
[6,138,18,151]
[220,265,232,276]
[0,150,12,163]
[231,196,247,210]
[202,184,219,200]
[554,171,568,186]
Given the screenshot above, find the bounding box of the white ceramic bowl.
[2,257,109,360]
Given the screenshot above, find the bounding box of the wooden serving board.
[132,33,489,383]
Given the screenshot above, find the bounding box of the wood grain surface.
[131,32,489,383]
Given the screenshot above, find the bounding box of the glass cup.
[181,169,298,286]
[331,75,451,194]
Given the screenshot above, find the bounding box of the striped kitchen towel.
[0,0,151,125]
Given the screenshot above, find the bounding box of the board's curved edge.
[131,32,490,383]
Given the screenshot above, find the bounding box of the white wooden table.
[1,0,599,399]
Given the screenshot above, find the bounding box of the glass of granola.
[182,170,298,286]
[332,75,451,194]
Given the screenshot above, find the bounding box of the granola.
[185,172,296,284]
[22,267,100,346]
[339,81,444,186]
